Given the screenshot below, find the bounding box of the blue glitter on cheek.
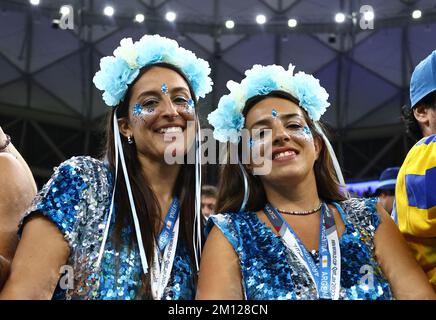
[187,98,195,109]
[303,126,311,136]
[161,83,168,94]
[133,104,142,117]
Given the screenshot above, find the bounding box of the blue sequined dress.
[19,156,195,300]
[206,198,393,300]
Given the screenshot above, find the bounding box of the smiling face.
[118,66,195,163]
[245,96,321,186]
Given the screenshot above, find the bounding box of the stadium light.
[335,12,346,23]
[256,14,267,25]
[103,6,114,17]
[166,11,176,22]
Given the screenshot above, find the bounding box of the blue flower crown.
[207,64,330,143]
[93,34,213,107]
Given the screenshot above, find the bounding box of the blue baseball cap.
[410,50,436,108]
[376,167,400,193]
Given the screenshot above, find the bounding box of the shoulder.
[335,197,378,213]
[38,155,113,210]
[415,134,436,147]
[334,197,380,234]
[205,211,257,250]
[21,156,112,239]
[0,151,19,166]
[403,134,436,165]
[205,211,254,236]
[0,152,28,183]
[0,153,35,205]
[53,156,110,179]
[43,156,112,194]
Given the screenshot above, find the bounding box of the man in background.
[375,167,399,216]
[396,50,436,291]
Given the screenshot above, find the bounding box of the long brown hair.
[215,91,347,214]
[102,63,200,299]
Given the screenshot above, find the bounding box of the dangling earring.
[127,136,133,144]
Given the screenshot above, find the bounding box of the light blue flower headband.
[207,63,330,143]
[93,34,213,107]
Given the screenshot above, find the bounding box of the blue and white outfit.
[20,156,195,300]
[207,198,393,300]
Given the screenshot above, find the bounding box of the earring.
[127,136,133,144]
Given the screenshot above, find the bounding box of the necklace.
[276,202,323,215]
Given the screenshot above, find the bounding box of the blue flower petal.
[93,35,212,107]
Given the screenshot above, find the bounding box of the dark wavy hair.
[103,63,201,299]
[215,91,347,214]
[402,91,436,141]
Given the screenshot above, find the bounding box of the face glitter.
[161,83,169,94]
[271,108,279,119]
[286,125,313,143]
[133,103,143,117]
[187,98,195,110]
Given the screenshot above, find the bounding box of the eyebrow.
[250,113,303,128]
[136,86,190,100]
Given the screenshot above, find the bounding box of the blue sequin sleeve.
[18,156,110,249]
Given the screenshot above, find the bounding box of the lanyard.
[264,202,341,299]
[157,197,180,252]
[151,197,180,300]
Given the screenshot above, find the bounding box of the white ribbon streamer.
[95,113,119,270]
[238,161,250,213]
[98,113,149,275]
[193,117,202,272]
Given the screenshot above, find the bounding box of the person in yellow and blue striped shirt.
[396,50,436,291]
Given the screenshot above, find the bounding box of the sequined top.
[206,198,393,300]
[19,156,195,300]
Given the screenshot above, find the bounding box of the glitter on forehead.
[133,103,142,117]
[161,83,168,94]
[271,108,279,119]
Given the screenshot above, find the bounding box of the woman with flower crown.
[0,35,212,300]
[197,64,436,300]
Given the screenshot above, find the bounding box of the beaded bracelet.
[0,134,11,152]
